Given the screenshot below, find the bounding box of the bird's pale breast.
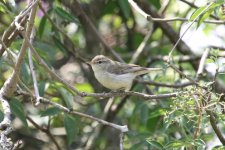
[94,71,135,90]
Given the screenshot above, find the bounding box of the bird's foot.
[111,88,126,93]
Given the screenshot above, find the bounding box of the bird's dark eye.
[97,61,102,64]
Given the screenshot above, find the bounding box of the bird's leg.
[111,87,126,93]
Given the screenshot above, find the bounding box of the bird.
[89,55,161,91]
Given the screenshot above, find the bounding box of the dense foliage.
[0,0,225,149]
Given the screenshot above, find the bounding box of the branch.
[26,116,61,150]
[168,63,207,89]
[39,97,128,132]
[207,110,225,145]
[28,30,41,105]
[0,0,40,57]
[196,48,210,79]
[148,55,200,63]
[128,0,225,24]
[12,140,23,150]
[0,1,39,149]
[130,26,153,64]
[0,16,28,57]
[0,0,39,57]
[84,97,115,150]
[120,132,124,150]
[179,0,219,20]
[0,96,13,150]
[167,3,213,62]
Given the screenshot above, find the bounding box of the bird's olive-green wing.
[107,61,148,75]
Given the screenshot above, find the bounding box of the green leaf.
[10,98,28,128]
[146,139,164,150]
[54,6,80,24]
[75,83,94,93]
[102,0,116,15]
[148,108,166,119]
[130,141,146,150]
[190,6,207,21]
[165,140,184,149]
[38,15,47,39]
[194,139,205,146]
[0,110,4,122]
[52,36,68,55]
[190,2,224,27]
[197,2,223,27]
[0,2,8,13]
[21,62,31,84]
[206,58,214,63]
[118,0,130,19]
[38,81,46,97]
[64,114,78,145]
[58,87,74,109]
[40,107,61,117]
[197,9,213,27]
[149,0,161,9]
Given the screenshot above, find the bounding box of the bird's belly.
[94,72,135,90]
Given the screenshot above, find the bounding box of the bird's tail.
[136,68,162,76]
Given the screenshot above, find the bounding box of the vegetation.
[0,0,224,149]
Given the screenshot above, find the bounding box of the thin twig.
[27,3,40,106]
[147,55,200,63]
[28,39,41,105]
[120,132,124,150]
[196,48,210,79]
[26,116,62,150]
[0,0,39,56]
[85,97,114,150]
[167,3,213,62]
[206,94,225,145]
[207,110,225,145]
[193,94,203,139]
[0,16,28,56]
[210,45,225,51]
[12,140,23,150]
[14,0,40,24]
[128,0,217,63]
[179,0,219,20]
[128,0,224,24]
[159,0,171,14]
[130,26,153,64]
[168,63,206,89]
[39,97,128,132]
